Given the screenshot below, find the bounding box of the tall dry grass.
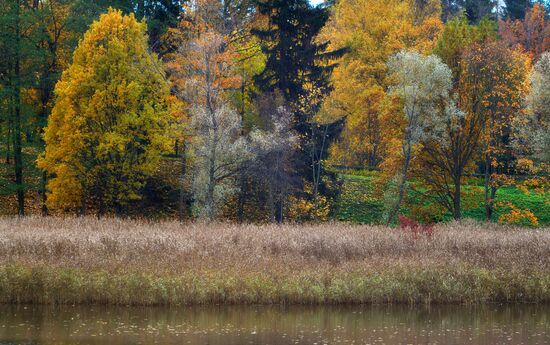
[1,216,548,270]
[0,217,549,305]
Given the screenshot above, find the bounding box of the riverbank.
[0,217,549,305]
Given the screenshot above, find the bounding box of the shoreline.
[1,264,550,306]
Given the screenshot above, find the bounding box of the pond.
[0,304,549,344]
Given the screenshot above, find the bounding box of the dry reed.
[0,217,549,305]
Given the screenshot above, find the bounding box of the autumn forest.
[1,0,549,226]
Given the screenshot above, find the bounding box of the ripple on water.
[0,304,549,345]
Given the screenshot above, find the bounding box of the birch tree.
[191,102,251,220]
[180,30,251,220]
[385,51,454,224]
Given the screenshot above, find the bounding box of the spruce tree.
[504,0,532,19]
[0,0,43,215]
[71,0,183,54]
[253,0,329,112]
[463,0,497,22]
[252,0,343,221]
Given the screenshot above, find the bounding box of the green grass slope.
[332,173,549,226]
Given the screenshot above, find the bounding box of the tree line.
[0,0,548,224]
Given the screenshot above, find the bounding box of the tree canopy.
[38,8,171,213]
[0,0,547,226]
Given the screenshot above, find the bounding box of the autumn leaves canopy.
[21,0,549,223]
[38,9,172,212]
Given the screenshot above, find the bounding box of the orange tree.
[504,51,550,226]
[411,16,496,221]
[459,40,530,221]
[500,3,550,61]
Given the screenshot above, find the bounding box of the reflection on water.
[0,304,549,345]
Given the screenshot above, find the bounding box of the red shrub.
[399,215,434,239]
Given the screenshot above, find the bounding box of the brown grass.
[0,217,549,305]
[1,216,549,270]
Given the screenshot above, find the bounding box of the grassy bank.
[0,217,549,305]
[333,173,550,225]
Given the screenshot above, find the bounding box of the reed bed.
[0,217,549,305]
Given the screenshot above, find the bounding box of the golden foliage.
[38,9,171,212]
[317,0,442,168]
[498,202,539,227]
[285,182,332,222]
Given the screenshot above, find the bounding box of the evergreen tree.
[442,0,504,22]
[132,0,183,52]
[464,0,497,22]
[252,0,343,219]
[253,0,324,103]
[504,0,532,19]
[0,0,43,215]
[441,0,465,20]
[71,0,183,53]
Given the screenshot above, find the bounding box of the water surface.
[0,304,549,344]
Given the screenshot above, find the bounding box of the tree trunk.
[484,153,492,221]
[13,0,24,216]
[452,176,461,220]
[236,173,246,223]
[5,126,11,164]
[39,51,53,217]
[312,124,329,199]
[206,137,217,221]
[205,56,217,222]
[80,199,87,217]
[179,139,186,221]
[387,140,412,225]
[41,171,48,216]
[275,199,283,224]
[488,186,497,221]
[236,74,246,223]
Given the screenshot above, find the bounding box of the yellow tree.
[38,9,171,214]
[317,0,442,168]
